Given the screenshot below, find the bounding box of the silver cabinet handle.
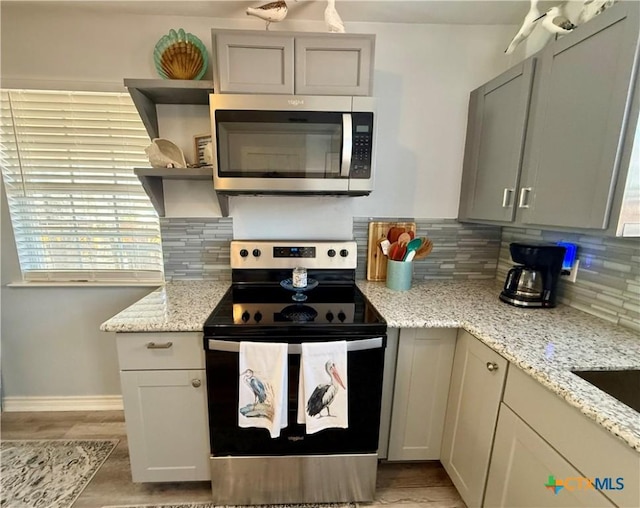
[191,379,202,388]
[146,341,173,349]
[502,188,514,208]
[486,362,499,372]
[518,187,532,208]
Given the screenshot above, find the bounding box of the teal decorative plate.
[153,28,208,80]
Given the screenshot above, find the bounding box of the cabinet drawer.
[504,366,639,508]
[116,332,204,370]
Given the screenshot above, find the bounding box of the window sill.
[6,281,165,288]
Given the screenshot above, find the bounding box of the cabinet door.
[294,35,374,96]
[387,328,456,461]
[458,58,535,222]
[120,369,210,482]
[440,330,507,508]
[484,404,614,508]
[519,3,639,229]
[214,32,294,94]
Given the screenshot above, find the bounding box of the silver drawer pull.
[486,362,499,372]
[146,341,173,349]
[191,379,202,388]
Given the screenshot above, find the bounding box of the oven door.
[205,335,385,456]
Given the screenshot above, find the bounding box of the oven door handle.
[207,336,384,353]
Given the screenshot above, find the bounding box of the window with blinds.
[0,89,164,282]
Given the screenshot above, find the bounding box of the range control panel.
[230,241,357,269]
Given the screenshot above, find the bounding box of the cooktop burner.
[203,282,385,336]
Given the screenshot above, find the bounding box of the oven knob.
[253,249,261,258]
[327,249,336,258]
[326,311,334,322]
[240,249,249,258]
[242,311,251,323]
[254,311,262,323]
[340,249,349,258]
[338,311,346,322]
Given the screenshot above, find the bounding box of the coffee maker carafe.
[500,242,566,308]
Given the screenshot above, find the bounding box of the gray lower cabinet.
[387,328,456,461]
[116,332,210,482]
[458,1,639,234]
[458,58,535,223]
[212,29,375,95]
[440,329,507,508]
[498,365,639,508]
[484,404,614,508]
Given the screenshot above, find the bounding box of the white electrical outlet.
[561,259,580,283]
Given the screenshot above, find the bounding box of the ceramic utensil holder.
[386,260,413,291]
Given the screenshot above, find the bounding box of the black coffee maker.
[500,242,566,308]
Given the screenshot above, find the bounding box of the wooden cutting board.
[366,221,417,281]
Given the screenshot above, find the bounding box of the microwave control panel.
[351,112,374,179]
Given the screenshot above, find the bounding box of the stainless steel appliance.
[499,242,566,308]
[203,240,386,505]
[209,94,375,196]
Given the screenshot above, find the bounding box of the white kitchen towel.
[239,341,288,438]
[297,340,348,434]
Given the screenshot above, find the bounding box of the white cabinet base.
[484,404,614,508]
[440,329,507,508]
[121,369,210,482]
[387,328,456,461]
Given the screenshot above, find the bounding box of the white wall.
[1,177,154,400]
[1,3,515,238]
[0,2,515,399]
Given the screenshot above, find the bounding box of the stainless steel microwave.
[209,94,375,196]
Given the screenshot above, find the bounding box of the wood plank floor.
[0,410,466,508]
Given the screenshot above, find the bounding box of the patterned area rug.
[1,439,118,508]
[104,504,358,508]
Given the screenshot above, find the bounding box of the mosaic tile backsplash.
[160,217,233,281]
[353,218,502,281]
[499,227,640,332]
[158,217,638,332]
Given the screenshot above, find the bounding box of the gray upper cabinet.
[519,2,639,230]
[458,59,535,222]
[294,35,374,95]
[458,1,639,235]
[214,32,295,94]
[212,29,375,96]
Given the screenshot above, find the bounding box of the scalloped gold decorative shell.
[159,41,204,80]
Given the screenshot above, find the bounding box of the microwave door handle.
[207,337,384,353]
[340,113,352,178]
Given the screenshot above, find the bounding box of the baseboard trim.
[2,395,123,412]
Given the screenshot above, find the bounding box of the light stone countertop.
[100,279,640,452]
[99,280,230,333]
[357,279,640,453]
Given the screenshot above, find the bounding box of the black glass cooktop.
[203,282,386,338]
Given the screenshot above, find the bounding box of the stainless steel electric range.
[203,240,387,505]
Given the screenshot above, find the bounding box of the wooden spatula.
[414,238,433,259]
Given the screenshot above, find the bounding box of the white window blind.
[0,89,164,282]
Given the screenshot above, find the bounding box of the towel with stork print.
[239,341,288,438]
[297,340,348,434]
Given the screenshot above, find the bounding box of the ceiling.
[3,0,562,25]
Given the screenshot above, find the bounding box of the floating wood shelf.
[124,79,214,139]
[134,167,229,218]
